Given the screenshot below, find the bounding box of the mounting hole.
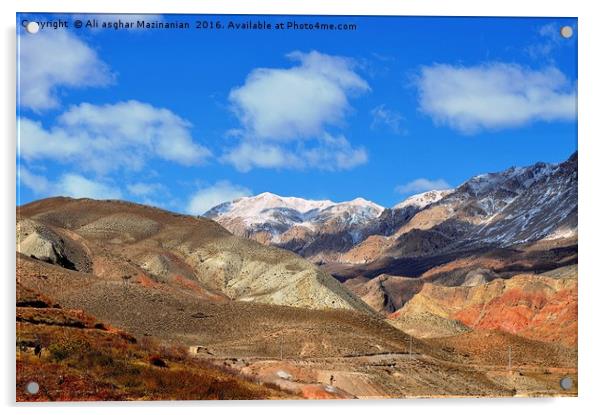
[560,376,573,390]
[26,381,39,394]
[560,26,573,39]
[25,21,39,34]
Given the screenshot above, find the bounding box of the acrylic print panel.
[16,13,577,401]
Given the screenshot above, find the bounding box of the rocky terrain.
[17,253,576,399]
[17,197,370,312]
[206,192,387,262]
[389,270,577,347]
[201,153,578,381]
[16,282,293,401]
[207,153,577,270]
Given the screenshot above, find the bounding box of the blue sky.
[17,14,577,213]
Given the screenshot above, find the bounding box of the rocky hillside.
[206,192,386,261]
[15,195,578,399]
[346,152,577,265]
[389,269,577,347]
[17,197,371,312]
[205,153,577,268]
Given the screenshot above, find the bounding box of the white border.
[2,1,601,414]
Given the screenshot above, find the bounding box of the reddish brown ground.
[455,285,577,347]
[16,289,294,402]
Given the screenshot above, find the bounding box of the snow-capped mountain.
[205,192,336,228]
[380,152,577,259]
[464,153,577,245]
[204,153,577,263]
[205,193,385,259]
[394,190,453,210]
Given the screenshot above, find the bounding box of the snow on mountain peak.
[206,193,334,225]
[203,153,576,259]
[394,189,453,210]
[250,192,335,212]
[205,192,386,234]
[339,197,385,213]
[460,162,555,196]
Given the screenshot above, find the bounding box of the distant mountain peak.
[204,193,386,254]
[394,189,453,210]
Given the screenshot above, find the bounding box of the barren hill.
[17,197,371,313]
[389,271,577,347]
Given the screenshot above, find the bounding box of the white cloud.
[222,142,303,172]
[395,178,451,194]
[187,181,252,215]
[229,50,368,141]
[222,134,367,172]
[19,30,113,111]
[416,63,576,134]
[19,166,52,195]
[224,51,369,171]
[57,174,123,199]
[539,23,559,38]
[301,134,368,170]
[526,22,574,59]
[371,104,405,135]
[19,100,212,174]
[19,167,122,200]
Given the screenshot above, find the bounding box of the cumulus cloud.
[222,142,303,172]
[19,30,113,111]
[416,63,576,134]
[229,50,369,141]
[395,178,451,194]
[187,181,252,215]
[19,100,212,174]
[371,104,405,135]
[19,167,122,200]
[222,134,367,172]
[224,51,369,171]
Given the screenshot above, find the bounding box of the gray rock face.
[404,152,577,253]
[463,153,577,246]
[16,218,89,271]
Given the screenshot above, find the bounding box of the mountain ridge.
[205,153,577,264]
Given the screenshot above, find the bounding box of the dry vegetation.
[16,293,294,401]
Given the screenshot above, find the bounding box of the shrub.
[159,344,188,362]
[87,352,115,368]
[47,338,89,362]
[148,354,168,368]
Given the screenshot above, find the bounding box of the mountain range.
[205,152,577,265]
